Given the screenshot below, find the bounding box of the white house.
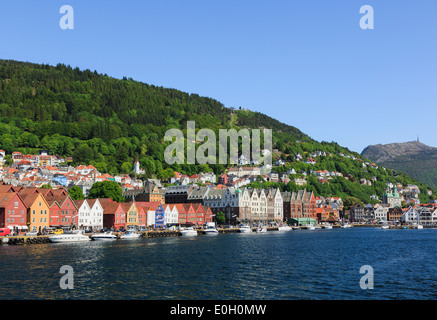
[164,204,178,226]
[87,198,104,230]
[401,207,419,224]
[74,199,92,230]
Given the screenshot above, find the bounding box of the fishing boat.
[91,232,118,241]
[49,230,91,243]
[180,227,198,236]
[239,224,252,233]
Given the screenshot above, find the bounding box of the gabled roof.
[0,192,24,208]
[20,193,47,208]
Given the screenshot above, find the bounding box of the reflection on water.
[0,228,436,300]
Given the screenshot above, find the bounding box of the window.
[39,202,41,207]
[14,201,18,207]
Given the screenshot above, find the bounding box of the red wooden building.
[0,192,28,234]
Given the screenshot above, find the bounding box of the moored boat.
[278,225,292,231]
[120,231,141,239]
[256,227,267,233]
[203,226,219,234]
[239,225,252,233]
[49,232,91,243]
[180,227,198,236]
[91,232,118,241]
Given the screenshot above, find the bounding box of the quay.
[1,224,432,245]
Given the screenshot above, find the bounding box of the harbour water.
[0,227,436,300]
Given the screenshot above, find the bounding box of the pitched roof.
[0,192,22,208]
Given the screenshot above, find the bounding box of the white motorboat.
[203,226,219,235]
[381,224,389,230]
[256,227,267,233]
[323,224,333,229]
[49,232,91,243]
[239,225,252,233]
[278,225,292,231]
[314,225,322,229]
[412,223,423,230]
[306,224,316,230]
[180,227,198,236]
[120,232,142,239]
[91,232,118,241]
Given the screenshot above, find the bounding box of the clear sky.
[1,0,436,153]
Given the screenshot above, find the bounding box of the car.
[53,229,64,235]
[0,228,11,236]
[25,230,38,236]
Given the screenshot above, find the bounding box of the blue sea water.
[0,227,436,300]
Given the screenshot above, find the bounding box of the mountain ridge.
[361,140,437,189]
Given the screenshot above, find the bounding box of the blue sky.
[1,0,436,153]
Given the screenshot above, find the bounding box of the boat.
[278,225,292,231]
[239,225,252,233]
[414,214,424,229]
[323,224,333,229]
[314,225,322,229]
[306,224,315,230]
[91,232,118,241]
[49,231,91,243]
[412,223,423,230]
[120,231,142,239]
[180,227,198,236]
[203,226,219,235]
[381,222,389,230]
[203,222,219,235]
[292,226,301,230]
[256,227,267,233]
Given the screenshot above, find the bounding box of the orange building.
[21,193,50,233]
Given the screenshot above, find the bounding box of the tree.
[69,186,85,200]
[343,196,364,211]
[215,211,226,225]
[88,181,124,202]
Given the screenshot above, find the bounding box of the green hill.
[0,59,435,204]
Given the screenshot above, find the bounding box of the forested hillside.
[0,59,435,204]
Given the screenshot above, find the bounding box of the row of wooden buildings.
[0,184,213,234]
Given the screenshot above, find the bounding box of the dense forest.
[0,59,435,204]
